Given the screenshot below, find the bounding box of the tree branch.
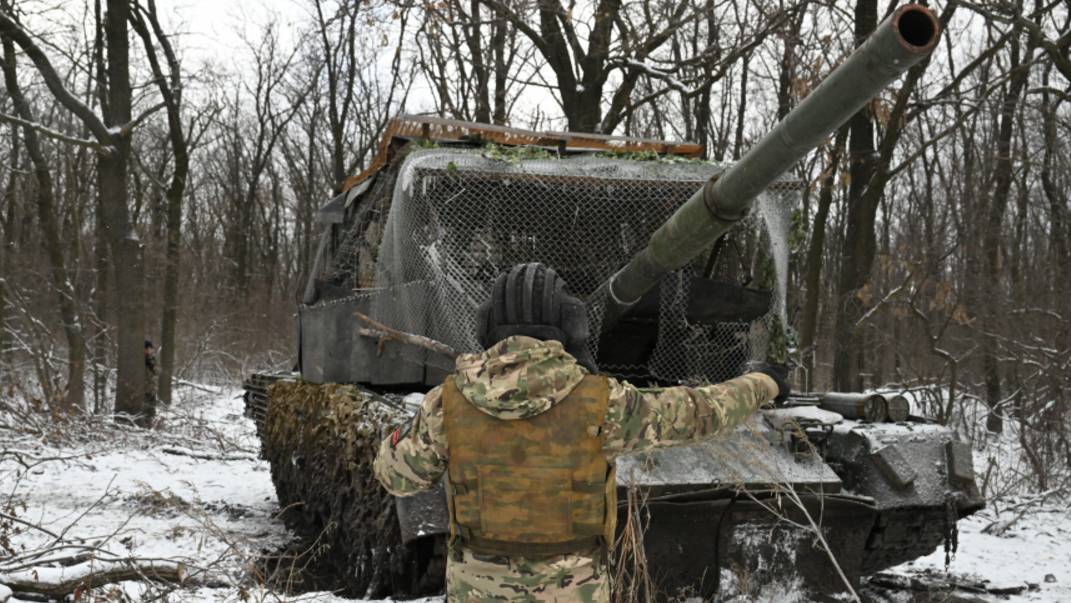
[0,11,113,143]
[355,312,458,358]
[117,101,165,137]
[0,110,106,153]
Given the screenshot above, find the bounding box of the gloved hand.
[751,362,791,405]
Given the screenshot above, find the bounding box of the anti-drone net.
[328,148,798,384]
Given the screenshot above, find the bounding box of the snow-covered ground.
[0,385,423,602]
[880,503,1071,601]
[1,386,1068,602]
[875,422,1071,602]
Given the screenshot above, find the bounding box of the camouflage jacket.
[145,360,158,400]
[373,335,777,602]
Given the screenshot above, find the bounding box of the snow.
[2,384,1068,602]
[0,385,443,602]
[623,58,696,95]
[881,414,1071,602]
[888,505,1071,600]
[763,404,843,428]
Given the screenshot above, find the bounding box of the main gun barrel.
[600,4,940,327]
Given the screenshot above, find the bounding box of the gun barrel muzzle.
[599,5,940,328]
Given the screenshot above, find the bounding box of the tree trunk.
[131,0,190,406]
[1039,67,1068,289]
[158,155,185,405]
[491,5,508,125]
[694,0,716,155]
[99,0,144,423]
[832,0,878,391]
[0,123,17,364]
[981,28,1033,433]
[800,130,847,389]
[467,0,491,123]
[92,199,109,413]
[113,234,147,421]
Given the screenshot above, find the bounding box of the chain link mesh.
[325,148,799,383]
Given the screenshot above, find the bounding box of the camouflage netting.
[263,381,433,597]
[323,147,798,383]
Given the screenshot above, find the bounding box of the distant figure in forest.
[144,340,158,408]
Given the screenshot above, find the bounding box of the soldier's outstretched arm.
[373,385,448,496]
[602,373,779,456]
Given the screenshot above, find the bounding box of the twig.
[172,379,223,394]
[982,488,1063,535]
[52,475,117,545]
[0,511,60,540]
[781,486,860,602]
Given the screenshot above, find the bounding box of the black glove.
[752,362,790,405]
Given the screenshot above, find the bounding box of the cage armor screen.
[317,148,798,385]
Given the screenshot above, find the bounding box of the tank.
[243,4,983,599]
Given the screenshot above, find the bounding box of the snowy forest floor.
[1,386,1068,602]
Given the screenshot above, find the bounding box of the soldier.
[144,339,158,407]
[374,263,788,602]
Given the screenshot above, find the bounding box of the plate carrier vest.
[442,374,617,558]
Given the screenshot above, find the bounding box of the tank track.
[241,371,284,443]
[242,373,443,598]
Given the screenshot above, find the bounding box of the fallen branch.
[0,559,185,598]
[355,312,459,358]
[982,488,1063,536]
[868,570,1029,596]
[172,379,223,394]
[158,446,257,463]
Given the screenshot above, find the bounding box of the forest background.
[0,0,1069,494]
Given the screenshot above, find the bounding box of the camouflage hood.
[453,335,586,420]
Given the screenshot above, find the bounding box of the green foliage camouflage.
[264,381,417,597]
[481,143,555,163]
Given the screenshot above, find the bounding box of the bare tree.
[0,28,88,413]
[310,0,411,188]
[0,0,161,422]
[412,0,526,125]
[831,0,957,390]
[218,22,302,291]
[129,0,196,406]
[0,121,16,364]
[475,0,801,133]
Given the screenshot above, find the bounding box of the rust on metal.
[339,115,705,193]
